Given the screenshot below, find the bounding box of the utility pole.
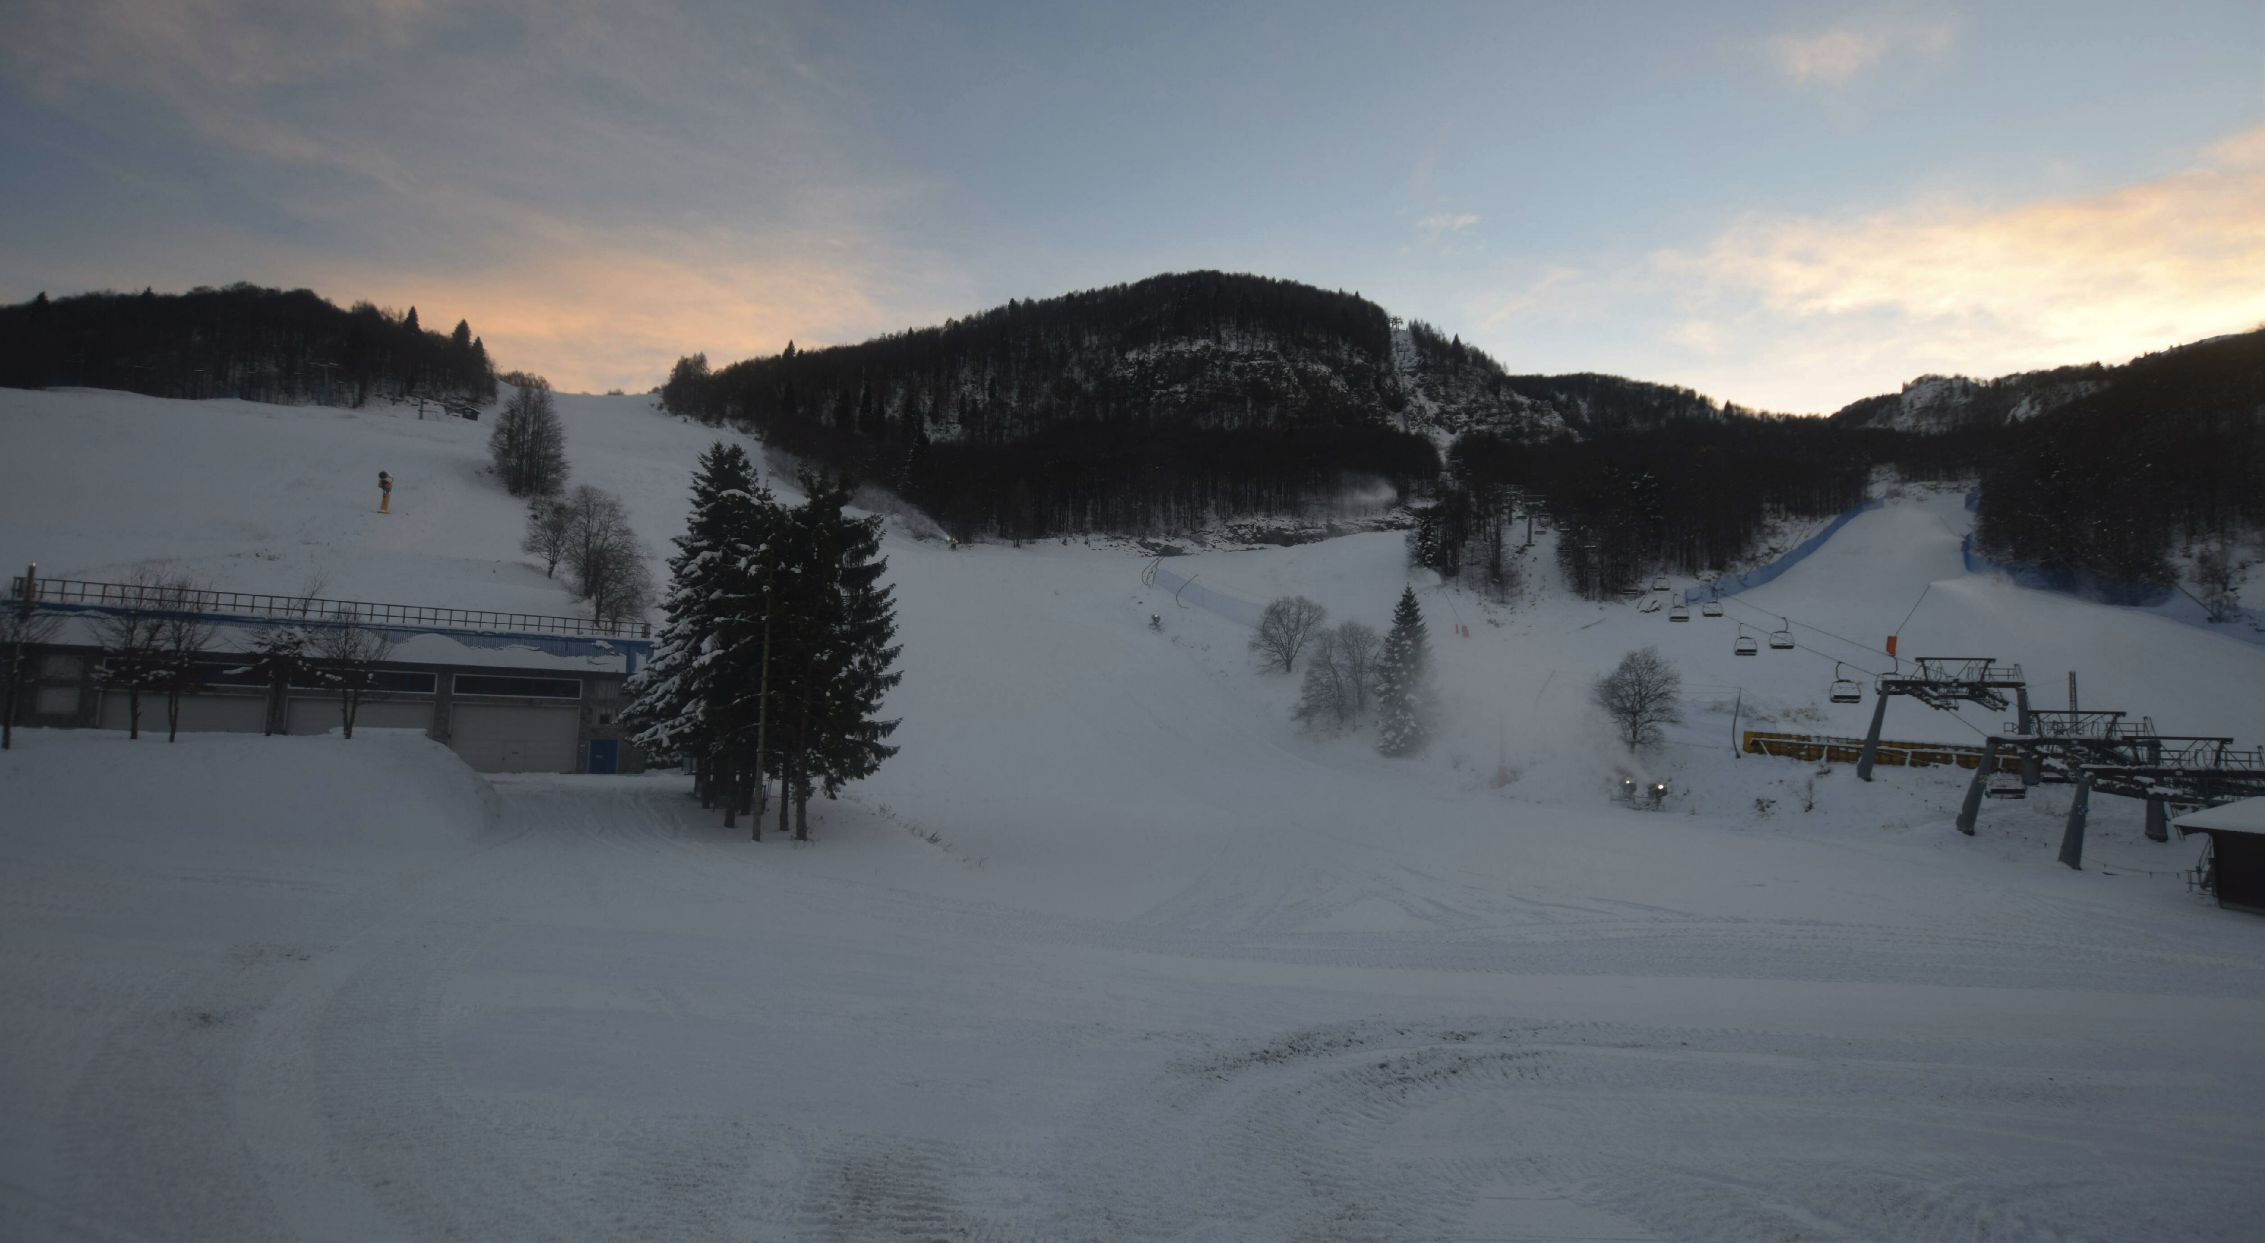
[752,561,774,841]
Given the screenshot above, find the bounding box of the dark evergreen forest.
[1417,419,1888,598]
[660,271,1429,539]
[1972,328,2265,586]
[0,283,496,409]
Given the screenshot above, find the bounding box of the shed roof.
[2173,797,2265,836]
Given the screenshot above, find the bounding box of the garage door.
[448,703,581,773]
[102,691,267,734]
[285,697,435,736]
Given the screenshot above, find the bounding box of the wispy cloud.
[1417,213,1479,242]
[1471,123,2265,412]
[0,0,965,390]
[1768,15,1958,85]
[1645,131,2265,408]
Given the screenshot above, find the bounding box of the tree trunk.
[128,684,142,739]
[793,673,813,842]
[722,758,737,828]
[754,578,773,826]
[167,686,182,742]
[3,641,19,750]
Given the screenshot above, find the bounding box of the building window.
[453,674,581,699]
[35,685,80,715]
[41,654,82,680]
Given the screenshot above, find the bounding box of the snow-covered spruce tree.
[799,476,902,839]
[1374,586,1433,757]
[624,442,773,818]
[764,471,901,842]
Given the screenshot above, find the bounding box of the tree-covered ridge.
[664,270,1399,443]
[661,271,1437,539]
[0,283,496,408]
[1975,327,2265,585]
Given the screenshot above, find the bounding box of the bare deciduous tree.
[1332,620,1381,715]
[489,375,568,497]
[522,495,574,578]
[1293,630,1352,730]
[1250,595,1327,673]
[92,568,169,739]
[560,485,655,626]
[310,609,397,739]
[1593,645,1684,751]
[154,578,216,742]
[2195,544,2241,622]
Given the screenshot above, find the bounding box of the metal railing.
[12,575,649,641]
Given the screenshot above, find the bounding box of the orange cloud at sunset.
[1647,123,2265,411]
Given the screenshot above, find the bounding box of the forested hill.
[0,283,497,409]
[657,270,1736,537]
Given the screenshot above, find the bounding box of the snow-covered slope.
[4,386,2264,1241]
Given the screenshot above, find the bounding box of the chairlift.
[1638,596,1662,614]
[1734,629,1759,656]
[1768,620,1796,650]
[1700,598,1723,617]
[1829,663,1862,703]
[1985,771,2027,800]
[1651,576,1669,591]
[1668,604,1690,622]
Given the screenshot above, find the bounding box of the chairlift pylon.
[1829,662,1862,703]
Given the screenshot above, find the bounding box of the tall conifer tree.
[1374,586,1433,757]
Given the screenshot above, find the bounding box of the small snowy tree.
[3,576,62,750]
[1250,595,1327,673]
[1375,587,1433,756]
[1293,630,1352,730]
[309,610,396,739]
[242,623,309,736]
[1332,620,1382,716]
[92,568,168,740]
[522,496,573,578]
[560,485,654,626]
[153,578,215,742]
[489,377,568,497]
[2195,544,2240,621]
[1593,645,1683,751]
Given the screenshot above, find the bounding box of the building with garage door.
[7,572,651,775]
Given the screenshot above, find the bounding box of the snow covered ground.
[5,386,2265,1240]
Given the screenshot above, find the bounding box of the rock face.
[1829,365,2109,433]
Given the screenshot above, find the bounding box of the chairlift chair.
[1701,599,1723,617]
[1638,597,1662,614]
[1829,666,1862,703]
[1734,633,1759,657]
[1668,604,1690,622]
[1985,771,2027,800]
[1768,625,1796,650]
[1651,576,1669,591]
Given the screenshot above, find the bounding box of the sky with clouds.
[2,0,2261,411]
